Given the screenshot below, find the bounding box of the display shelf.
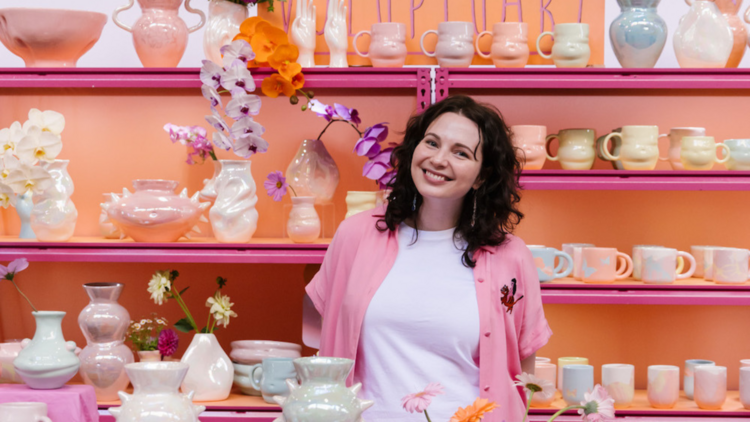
[519,170,750,191]
[98,391,278,411]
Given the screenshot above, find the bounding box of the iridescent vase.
[286,139,340,205]
[610,0,667,68]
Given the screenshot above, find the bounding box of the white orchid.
[15,125,62,164]
[226,93,261,120]
[234,133,269,158]
[148,270,172,305]
[221,63,255,96]
[0,121,25,155]
[220,39,256,69]
[0,154,21,181]
[212,131,232,151]
[199,60,223,89]
[206,292,237,327]
[0,182,15,209]
[26,108,65,135]
[202,84,222,110]
[4,163,52,195]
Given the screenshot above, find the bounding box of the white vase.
[137,350,162,362]
[674,0,733,68]
[110,362,205,422]
[287,196,320,243]
[16,191,35,239]
[13,311,80,389]
[31,159,77,241]
[209,160,258,243]
[203,0,248,65]
[345,191,378,219]
[199,160,222,202]
[180,334,233,401]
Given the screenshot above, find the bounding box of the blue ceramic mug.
[250,357,297,403]
[563,364,594,405]
[724,139,750,170]
[529,246,573,282]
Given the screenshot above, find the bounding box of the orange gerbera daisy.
[269,44,302,81]
[251,24,290,63]
[449,398,498,422]
[261,74,295,98]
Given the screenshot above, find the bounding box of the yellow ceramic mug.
[680,136,731,170]
[601,125,661,170]
[557,357,589,391]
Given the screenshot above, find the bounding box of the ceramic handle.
[658,133,670,160]
[601,132,622,161]
[250,364,263,390]
[615,252,633,280]
[112,0,135,33]
[420,30,438,57]
[536,32,554,59]
[545,134,560,161]
[685,0,694,5]
[715,143,731,164]
[745,7,750,24]
[554,251,574,278]
[676,255,685,273]
[475,31,493,59]
[184,0,207,33]
[676,251,696,279]
[353,30,371,58]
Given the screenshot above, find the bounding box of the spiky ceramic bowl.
[102,180,209,243]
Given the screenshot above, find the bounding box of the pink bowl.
[0,8,107,67]
[230,340,302,365]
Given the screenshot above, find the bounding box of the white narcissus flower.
[0,183,15,209]
[0,121,25,154]
[514,372,556,401]
[148,270,172,305]
[15,126,63,164]
[26,108,65,135]
[206,292,238,327]
[4,163,52,195]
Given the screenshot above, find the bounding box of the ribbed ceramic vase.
[610,0,667,68]
[209,160,258,243]
[30,160,77,241]
[674,0,733,68]
[203,0,248,65]
[180,334,233,401]
[16,191,35,239]
[286,139,340,205]
[13,311,80,389]
[78,283,134,401]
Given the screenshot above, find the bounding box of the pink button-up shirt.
[306,207,552,422]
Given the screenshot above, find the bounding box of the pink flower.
[579,385,616,422]
[362,147,393,181]
[309,99,334,121]
[0,258,28,281]
[157,329,179,357]
[353,123,389,158]
[333,103,360,125]
[264,171,288,202]
[401,382,444,413]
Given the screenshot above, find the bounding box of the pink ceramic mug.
[420,21,476,67]
[475,22,529,68]
[510,125,547,169]
[353,23,407,67]
[658,127,706,170]
[581,247,633,283]
[712,247,750,284]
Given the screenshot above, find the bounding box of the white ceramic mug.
[476,22,529,68]
[531,362,557,407]
[557,356,588,391]
[740,367,750,410]
[420,21,476,67]
[647,365,680,409]
[685,359,715,400]
[632,244,663,281]
[723,139,750,170]
[712,247,750,284]
[600,126,661,170]
[602,364,635,409]
[694,365,727,410]
[0,402,52,422]
[703,246,721,281]
[536,23,590,68]
[353,22,407,67]
[658,127,706,170]
[680,136,731,170]
[690,245,717,278]
[640,247,696,284]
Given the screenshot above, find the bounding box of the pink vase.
[113,0,205,67]
[715,0,746,68]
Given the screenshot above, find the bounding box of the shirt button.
[478,278,484,283]
[484,331,491,337]
[484,386,490,392]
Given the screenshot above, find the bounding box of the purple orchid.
[378,168,396,190]
[333,103,361,125]
[220,39,255,69]
[362,147,393,181]
[234,133,269,158]
[354,123,389,158]
[226,93,262,120]
[199,60,223,89]
[221,63,255,96]
[263,171,288,202]
[212,131,232,151]
[157,329,179,357]
[202,85,222,110]
[164,123,190,145]
[309,99,335,121]
[0,258,36,312]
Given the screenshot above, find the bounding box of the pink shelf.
[520,170,750,191]
[541,288,750,305]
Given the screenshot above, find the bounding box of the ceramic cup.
[420,21,476,67]
[741,359,750,367]
[691,245,718,278]
[680,136,731,170]
[563,243,596,280]
[250,357,297,404]
[511,125,547,170]
[529,246,573,282]
[712,247,750,284]
[694,365,727,410]
[353,22,407,67]
[740,367,750,409]
[545,129,597,170]
[557,357,588,391]
[723,139,750,170]
[562,364,594,405]
[703,246,721,281]
[531,362,557,407]
[647,365,680,409]
[600,125,661,170]
[684,359,715,400]
[580,247,633,283]
[632,244,663,281]
[597,128,623,170]
[536,23,591,68]
[658,127,706,170]
[476,22,529,67]
[0,402,52,422]
[640,247,696,284]
[536,357,552,363]
[602,364,635,409]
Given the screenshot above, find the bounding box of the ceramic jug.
[610,0,667,68]
[287,196,321,243]
[714,0,746,67]
[113,0,206,67]
[210,160,259,243]
[30,160,77,242]
[203,0,248,65]
[673,0,733,68]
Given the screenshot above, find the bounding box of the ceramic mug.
[684,359,715,400]
[741,359,750,367]
[536,357,552,363]
[562,243,596,280]
[680,136,731,170]
[658,127,706,170]
[600,125,661,170]
[0,402,52,422]
[557,357,588,391]
[640,247,696,284]
[647,365,680,409]
[703,246,721,281]
[602,364,635,409]
[740,367,750,410]
[531,362,557,407]
[536,23,591,68]
[712,247,750,284]
[597,128,623,170]
[353,22,407,67]
[562,364,594,405]
[420,21,476,67]
[545,129,597,170]
[690,245,718,278]
[475,22,529,67]
[580,247,633,283]
[694,365,727,410]
[529,246,573,282]
[250,357,297,403]
[723,139,750,170]
[632,244,663,281]
[511,125,547,170]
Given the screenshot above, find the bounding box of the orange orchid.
[449,398,498,422]
[261,74,295,98]
[251,24,290,63]
[290,72,305,90]
[232,33,252,44]
[269,45,302,81]
[238,16,266,38]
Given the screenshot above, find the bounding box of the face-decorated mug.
[580,247,633,283]
[420,21,476,67]
[658,127,706,170]
[545,129,597,170]
[476,22,529,68]
[511,125,547,170]
[529,246,573,282]
[600,125,661,170]
[536,23,591,68]
[640,247,696,284]
[250,357,297,403]
[353,22,407,67]
[680,136,731,170]
[723,139,750,170]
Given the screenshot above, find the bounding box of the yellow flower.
[206,292,238,327]
[449,398,498,422]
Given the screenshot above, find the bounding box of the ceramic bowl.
[229,340,302,365]
[0,8,107,67]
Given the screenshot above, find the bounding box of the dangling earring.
[412,193,417,211]
[471,192,477,228]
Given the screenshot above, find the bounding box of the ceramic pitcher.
[673,0,732,68]
[203,0,248,65]
[610,0,667,68]
[30,160,77,242]
[714,0,746,67]
[113,0,206,67]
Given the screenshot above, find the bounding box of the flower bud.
[290,95,299,105]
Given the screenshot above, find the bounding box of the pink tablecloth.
[0,384,99,422]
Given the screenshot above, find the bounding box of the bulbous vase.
[286,139,340,206]
[287,197,321,243]
[180,334,233,401]
[30,160,77,242]
[673,0,733,68]
[610,0,667,68]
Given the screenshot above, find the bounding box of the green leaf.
[216,277,227,289]
[174,318,194,333]
[179,286,190,296]
[200,326,210,334]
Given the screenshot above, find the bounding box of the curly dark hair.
[377,95,524,268]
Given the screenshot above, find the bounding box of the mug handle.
[600,132,622,161]
[353,30,371,58]
[554,251,574,278]
[420,30,438,57]
[545,134,560,161]
[676,255,685,274]
[615,252,633,279]
[658,133,670,161]
[715,143,731,164]
[536,32,554,59]
[475,31,493,59]
[676,251,696,279]
[250,364,263,390]
[112,0,135,33]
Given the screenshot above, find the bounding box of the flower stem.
[209,149,217,161]
[547,405,585,422]
[171,288,199,332]
[10,279,36,312]
[423,409,433,422]
[288,185,297,197]
[316,119,363,142]
[522,391,533,422]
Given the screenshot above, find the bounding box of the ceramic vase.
[110,362,206,422]
[287,197,321,243]
[273,357,374,422]
[714,0,746,67]
[673,0,733,68]
[610,0,667,68]
[180,334,233,401]
[137,350,162,362]
[345,191,378,219]
[13,311,80,389]
[78,283,134,401]
[15,191,35,239]
[209,160,258,243]
[113,0,206,67]
[200,160,223,202]
[29,160,77,242]
[99,194,123,239]
[204,0,248,65]
[286,139,340,205]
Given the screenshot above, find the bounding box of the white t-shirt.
[353,223,481,422]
